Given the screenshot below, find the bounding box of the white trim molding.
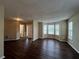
[4,39,19,41]
[0,56,5,59]
[68,42,79,54]
[32,39,37,41]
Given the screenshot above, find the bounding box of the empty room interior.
[0,0,79,59]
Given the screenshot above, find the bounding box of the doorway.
[20,24,25,38]
[26,24,33,39]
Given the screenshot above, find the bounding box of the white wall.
[0,5,4,58]
[33,20,38,41]
[4,20,19,41]
[68,13,79,53]
[38,22,43,38]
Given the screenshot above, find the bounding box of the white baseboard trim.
[32,39,38,41]
[67,42,79,54]
[0,56,5,59]
[4,39,19,41]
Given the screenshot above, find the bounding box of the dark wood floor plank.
[4,39,79,59]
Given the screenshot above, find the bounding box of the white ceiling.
[2,0,79,22]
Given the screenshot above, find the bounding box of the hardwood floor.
[4,39,79,59]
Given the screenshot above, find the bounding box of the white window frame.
[43,24,55,35]
[68,21,73,40]
[43,24,48,34]
[55,24,59,35]
[48,24,55,34]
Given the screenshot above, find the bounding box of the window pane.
[68,22,73,40]
[43,24,47,34]
[48,25,54,34]
[55,24,59,35]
